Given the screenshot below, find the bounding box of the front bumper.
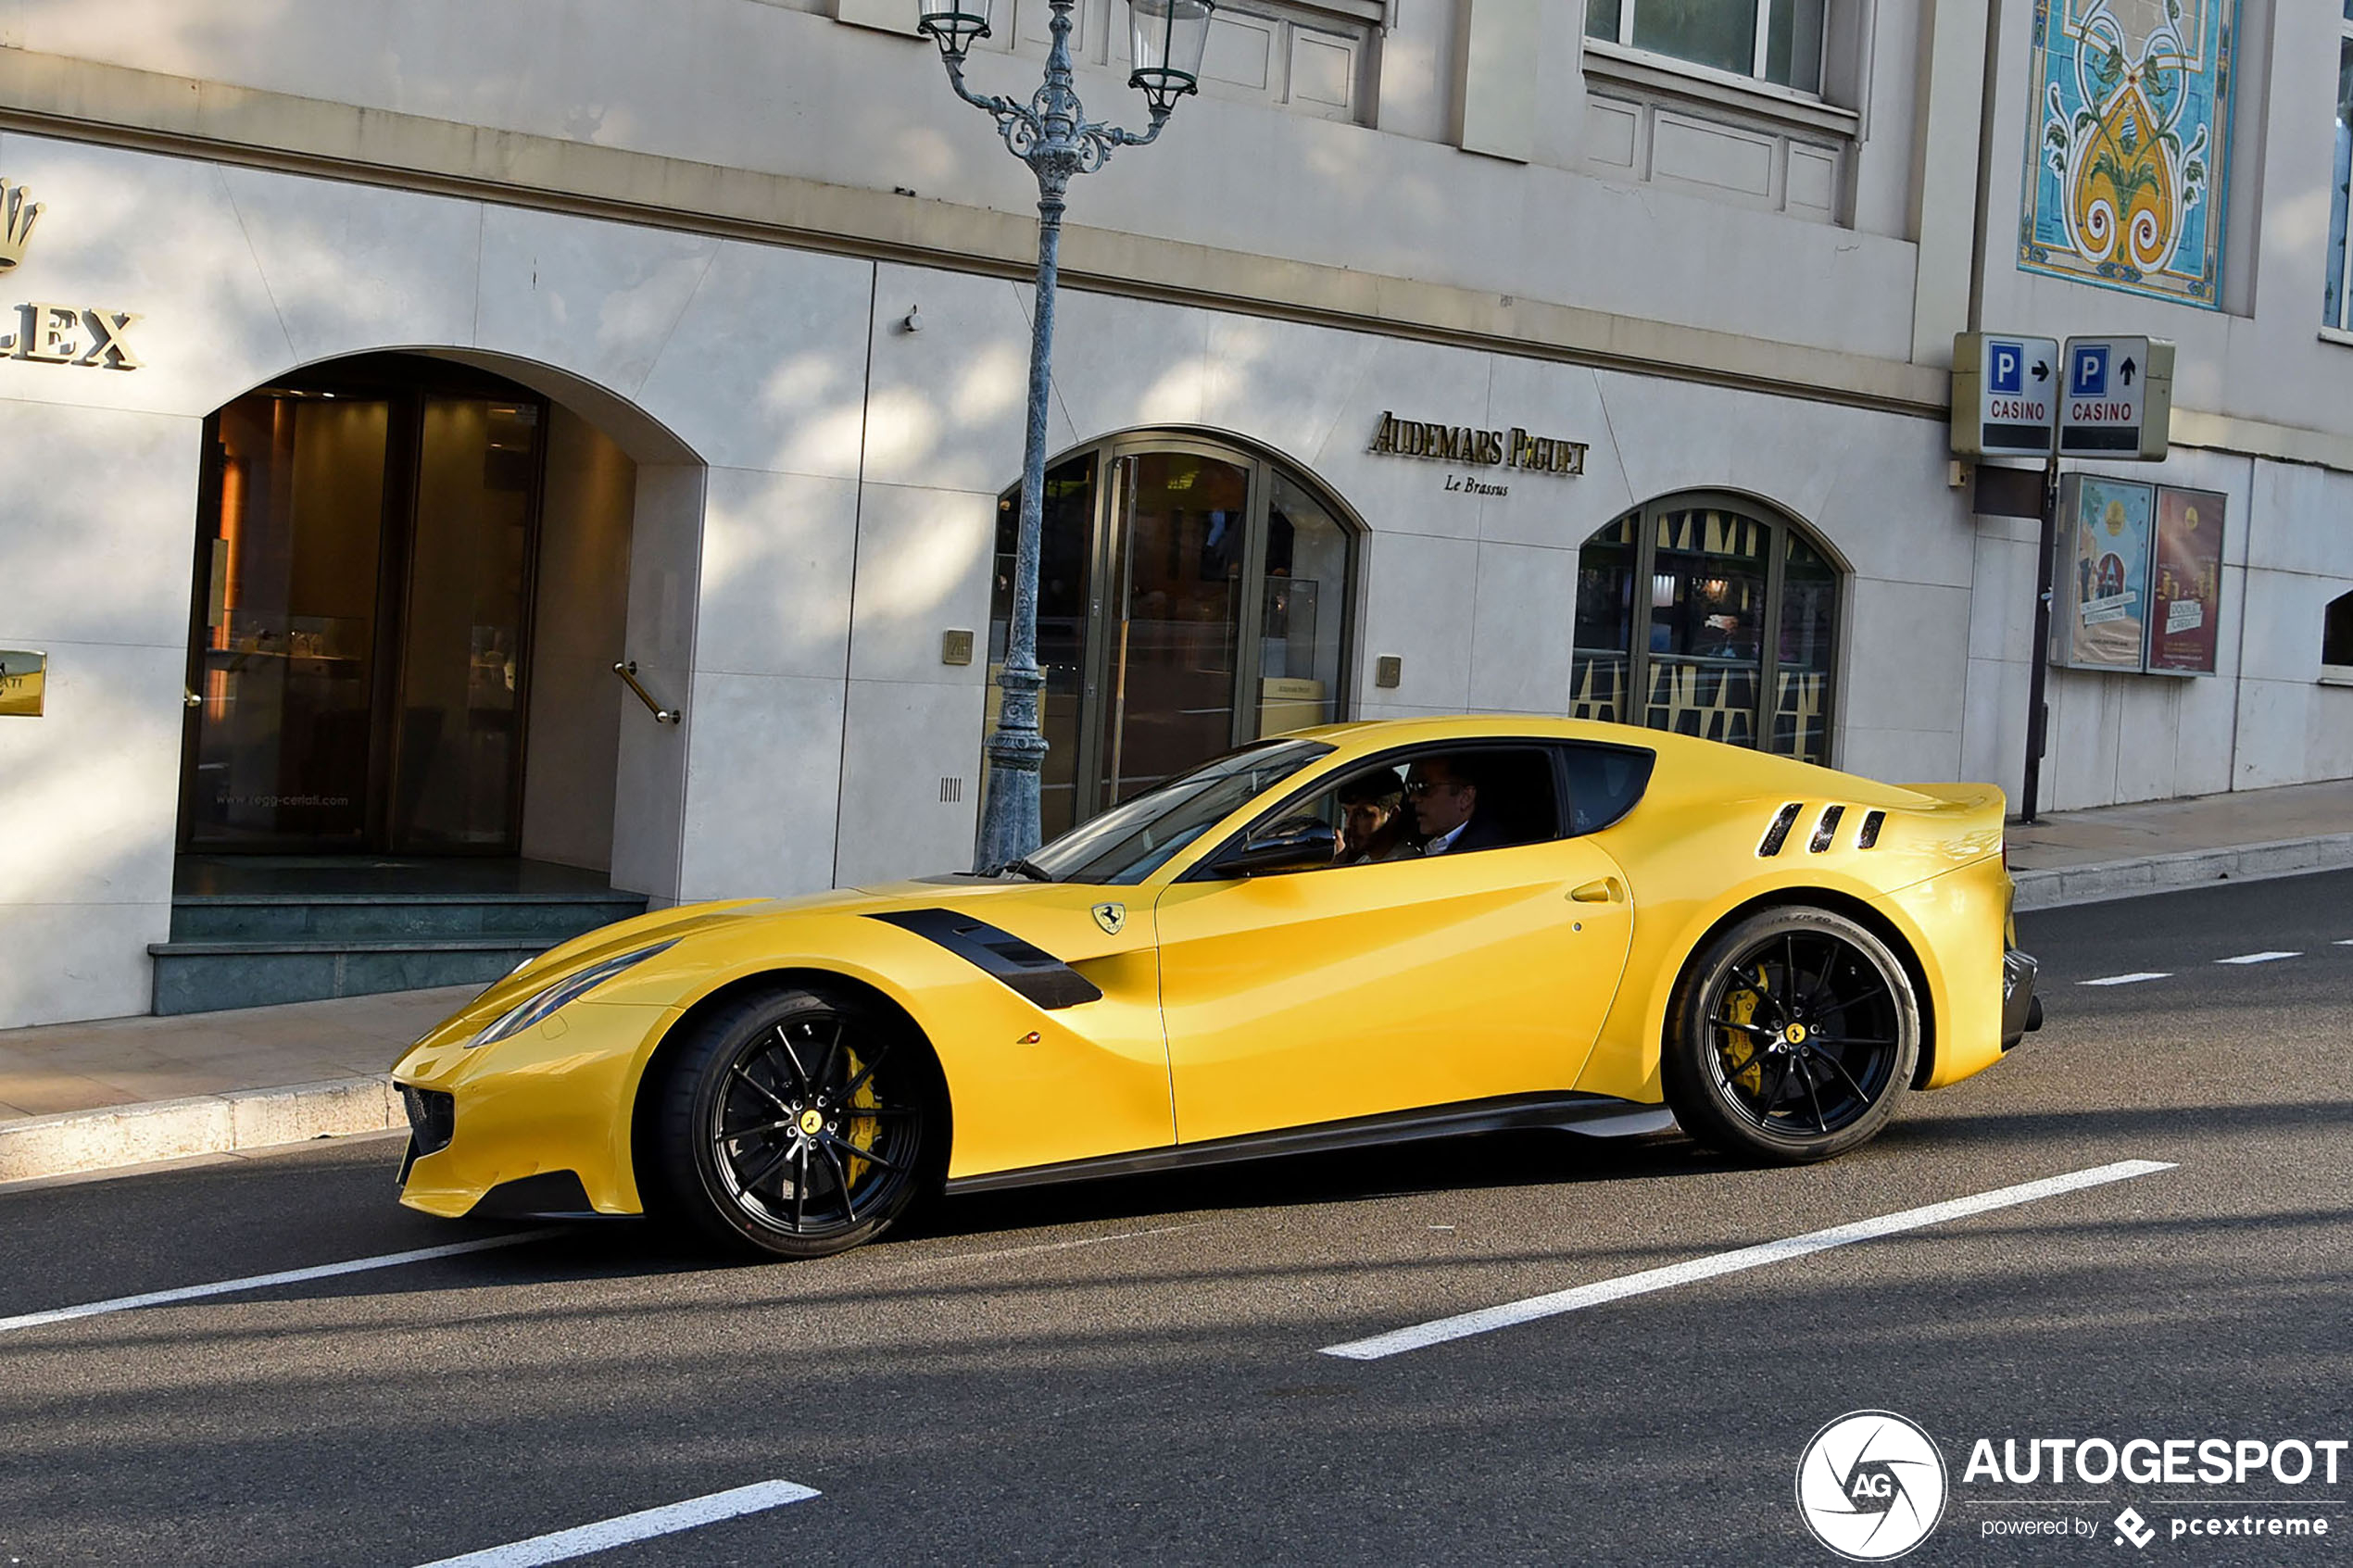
[392,999,673,1218]
[2001,947,2044,1050]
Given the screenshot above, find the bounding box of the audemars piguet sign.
[0,181,145,370]
[1368,410,1585,498]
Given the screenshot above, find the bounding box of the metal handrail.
[612,660,683,724]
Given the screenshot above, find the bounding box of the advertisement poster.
[2060,474,2154,670]
[2146,485,2227,674]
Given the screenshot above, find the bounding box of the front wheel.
[1663,907,1919,1163]
[648,985,939,1259]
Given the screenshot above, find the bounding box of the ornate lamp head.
[1126,0,1214,115]
[917,0,993,64]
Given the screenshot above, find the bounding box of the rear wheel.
[1663,907,1919,1163]
[648,985,938,1258]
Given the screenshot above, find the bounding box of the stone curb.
[2012,833,2353,911]
[0,1076,401,1185]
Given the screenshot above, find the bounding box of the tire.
[647,985,940,1259]
[1662,906,1919,1164]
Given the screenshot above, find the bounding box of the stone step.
[147,936,553,1016]
[168,892,646,944]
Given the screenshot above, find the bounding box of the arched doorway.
[1571,493,1843,764]
[178,352,639,861]
[991,433,1363,837]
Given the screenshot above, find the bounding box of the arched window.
[990,434,1362,837]
[1571,495,1842,764]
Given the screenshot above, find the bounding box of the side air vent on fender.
[1856,809,1887,849]
[1757,802,1805,858]
[1809,804,1845,853]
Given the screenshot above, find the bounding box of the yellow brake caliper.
[840,1047,880,1186]
[1721,985,1764,1094]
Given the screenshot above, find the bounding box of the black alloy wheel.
[1663,907,1919,1163]
[650,985,938,1258]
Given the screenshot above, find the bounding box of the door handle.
[1568,878,1624,903]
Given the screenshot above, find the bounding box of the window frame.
[1586,0,1830,97]
[1571,492,1845,767]
[2328,7,2353,335]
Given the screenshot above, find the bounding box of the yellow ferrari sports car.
[392,717,2043,1258]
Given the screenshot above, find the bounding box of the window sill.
[2322,326,2353,350]
[1580,39,1859,140]
[2320,666,2353,687]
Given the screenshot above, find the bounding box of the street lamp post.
[917,0,1214,871]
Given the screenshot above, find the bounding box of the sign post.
[1954,332,2174,824]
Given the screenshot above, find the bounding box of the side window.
[2324,589,2353,672]
[1212,745,1568,875]
[1558,744,1657,834]
[1394,747,1563,857]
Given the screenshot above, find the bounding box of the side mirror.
[1214,819,1336,876]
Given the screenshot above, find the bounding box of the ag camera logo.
[1796,1411,1948,1561]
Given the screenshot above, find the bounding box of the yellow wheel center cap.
[799,1109,824,1135]
[1784,1023,1809,1045]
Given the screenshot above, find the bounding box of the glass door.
[186,393,393,848]
[1091,451,1252,808]
[988,434,1361,836]
[389,397,540,850]
[182,361,547,854]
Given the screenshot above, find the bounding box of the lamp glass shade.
[1127,0,1214,111]
[918,0,993,57]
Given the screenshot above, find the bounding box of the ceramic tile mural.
[2020,0,2238,307]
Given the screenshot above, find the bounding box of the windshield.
[1022,739,1334,884]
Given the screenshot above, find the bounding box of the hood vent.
[1757,802,1805,858]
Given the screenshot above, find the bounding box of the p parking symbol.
[2070,345,2109,398]
[1991,344,2023,395]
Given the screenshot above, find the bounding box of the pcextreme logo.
[1796,1411,1950,1562]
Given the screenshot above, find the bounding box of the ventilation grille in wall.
[940,777,964,804]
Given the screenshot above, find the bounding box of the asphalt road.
[3,871,2350,1567]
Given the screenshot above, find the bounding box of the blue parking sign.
[1990,342,2024,395]
[2070,345,2109,398]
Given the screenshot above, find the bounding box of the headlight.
[468,940,678,1048]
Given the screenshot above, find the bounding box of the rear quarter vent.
[1856,809,1886,849]
[1808,804,1845,853]
[1758,802,1805,857]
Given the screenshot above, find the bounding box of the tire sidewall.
[1664,906,1920,1164]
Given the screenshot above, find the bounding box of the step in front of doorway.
[146,937,549,1016]
[167,892,649,944]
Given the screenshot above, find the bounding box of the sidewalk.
[2005,775,2353,910]
[4,776,2348,1189]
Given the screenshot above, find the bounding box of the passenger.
[1333,774,1417,864]
[1405,755,1511,855]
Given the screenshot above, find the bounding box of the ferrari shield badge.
[1091,901,1126,935]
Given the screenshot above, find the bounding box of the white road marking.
[2336,939,2353,947]
[0,1230,558,1335]
[2216,951,2301,965]
[2079,972,2171,986]
[1319,1160,2175,1361]
[410,1479,820,1568]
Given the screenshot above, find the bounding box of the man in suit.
[1405,755,1512,856]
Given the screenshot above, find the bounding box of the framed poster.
[2054,473,2154,670]
[2145,485,2226,674]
